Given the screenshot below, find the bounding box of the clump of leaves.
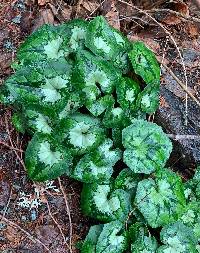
[1,16,199,252]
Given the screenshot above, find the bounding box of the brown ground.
[0,0,200,252]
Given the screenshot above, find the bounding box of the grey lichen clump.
[1,15,200,253]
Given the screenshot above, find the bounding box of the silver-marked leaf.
[135,168,186,228]
[130,222,158,253]
[122,119,172,174]
[85,16,131,72]
[80,224,103,253]
[58,113,105,155]
[81,183,131,222]
[25,133,72,181]
[96,221,128,253]
[157,222,198,253]
[128,41,160,85]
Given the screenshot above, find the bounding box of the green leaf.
[157,222,198,253]
[80,221,128,253]
[74,50,121,109]
[122,119,172,174]
[116,77,141,113]
[180,201,200,240]
[17,19,88,65]
[79,225,103,253]
[96,221,128,253]
[135,168,186,228]
[72,139,122,183]
[128,41,160,85]
[25,133,72,181]
[85,16,131,72]
[137,83,160,114]
[57,113,105,155]
[11,112,26,133]
[130,222,158,253]
[81,183,131,222]
[114,168,142,195]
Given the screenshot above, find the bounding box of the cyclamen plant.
[1,16,200,252]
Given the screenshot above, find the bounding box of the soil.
[0,0,200,252]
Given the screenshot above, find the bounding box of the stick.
[58,177,73,253]
[162,63,200,107]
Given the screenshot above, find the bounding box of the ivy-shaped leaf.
[128,41,160,85]
[79,224,103,253]
[129,222,158,253]
[85,16,132,72]
[122,119,172,174]
[114,168,142,196]
[81,183,131,222]
[72,139,122,184]
[25,133,72,181]
[57,113,105,154]
[96,221,128,253]
[135,168,186,228]
[157,222,198,253]
[116,77,141,114]
[16,19,88,65]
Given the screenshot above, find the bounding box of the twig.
[58,177,73,253]
[117,0,189,124]
[0,140,24,152]
[86,0,106,20]
[0,186,13,223]
[5,114,26,171]
[147,8,200,23]
[162,63,200,107]
[0,214,51,252]
[45,195,70,250]
[167,134,200,140]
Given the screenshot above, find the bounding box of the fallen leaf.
[82,0,99,13]
[0,52,12,75]
[32,9,54,32]
[37,0,49,6]
[60,5,73,21]
[105,2,120,30]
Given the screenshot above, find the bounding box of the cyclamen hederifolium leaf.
[72,139,122,183]
[114,168,142,195]
[128,41,160,113]
[25,133,72,182]
[122,119,172,174]
[184,166,200,202]
[157,222,198,253]
[135,168,186,228]
[116,77,141,113]
[85,16,132,72]
[95,221,128,253]
[12,112,27,134]
[4,60,82,120]
[81,183,131,222]
[128,41,160,86]
[57,113,106,155]
[102,105,131,129]
[16,19,88,65]
[180,201,200,240]
[80,221,128,253]
[74,50,121,116]
[129,222,158,253]
[79,224,103,253]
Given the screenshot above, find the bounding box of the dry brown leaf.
[105,2,120,30]
[32,9,54,31]
[60,5,73,21]
[82,0,99,13]
[37,0,49,6]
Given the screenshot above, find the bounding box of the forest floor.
[0,0,200,252]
